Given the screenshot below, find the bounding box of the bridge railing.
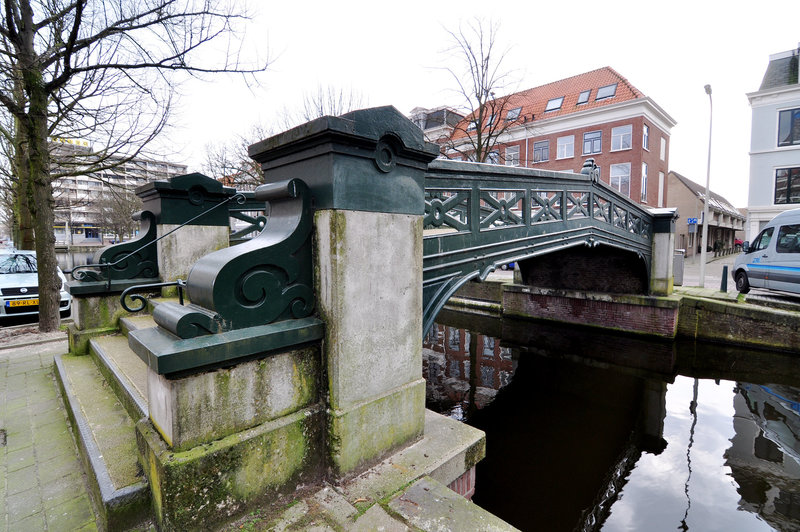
[424,159,652,263]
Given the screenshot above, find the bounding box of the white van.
[733,208,800,294]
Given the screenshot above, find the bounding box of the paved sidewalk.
[678,252,738,293]
[0,337,97,532]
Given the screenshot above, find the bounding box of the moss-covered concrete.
[156,224,229,294]
[328,380,426,477]
[147,345,320,451]
[54,354,152,531]
[67,323,118,355]
[71,293,129,331]
[136,403,326,531]
[315,209,425,478]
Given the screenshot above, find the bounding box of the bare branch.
[438,18,520,163]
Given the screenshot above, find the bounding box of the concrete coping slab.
[339,410,486,507]
[388,476,519,531]
[127,316,324,376]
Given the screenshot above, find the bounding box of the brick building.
[418,67,676,207]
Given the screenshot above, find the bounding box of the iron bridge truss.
[422,159,654,336]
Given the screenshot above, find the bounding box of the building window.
[487,114,497,128]
[610,163,631,197]
[577,90,591,105]
[545,97,564,112]
[596,83,617,100]
[611,125,632,151]
[641,163,648,202]
[583,131,601,154]
[533,141,549,162]
[505,145,520,167]
[658,171,665,207]
[775,167,800,204]
[488,151,500,164]
[506,107,521,121]
[467,120,477,132]
[660,137,666,160]
[643,124,650,150]
[557,135,574,159]
[778,107,800,147]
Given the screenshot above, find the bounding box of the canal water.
[56,250,96,272]
[423,309,800,532]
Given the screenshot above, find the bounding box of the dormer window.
[596,83,617,100]
[545,97,564,112]
[577,90,591,105]
[506,107,522,121]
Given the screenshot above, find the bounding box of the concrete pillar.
[137,173,236,289]
[650,208,679,296]
[249,106,440,476]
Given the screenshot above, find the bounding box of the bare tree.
[441,19,518,163]
[202,123,271,189]
[97,188,143,243]
[205,85,365,188]
[0,0,268,331]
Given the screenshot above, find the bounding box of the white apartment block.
[50,139,186,245]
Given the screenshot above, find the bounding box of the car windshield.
[0,253,37,274]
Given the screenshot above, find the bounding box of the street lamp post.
[699,84,713,288]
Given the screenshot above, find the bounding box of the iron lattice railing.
[421,159,654,336]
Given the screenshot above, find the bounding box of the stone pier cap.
[248,106,440,215]
[650,207,679,232]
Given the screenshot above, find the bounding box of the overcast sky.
[170,0,800,208]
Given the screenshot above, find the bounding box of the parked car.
[733,208,800,294]
[0,250,72,319]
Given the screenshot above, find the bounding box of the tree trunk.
[13,115,35,250]
[25,87,61,332]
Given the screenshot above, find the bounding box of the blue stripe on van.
[747,264,800,272]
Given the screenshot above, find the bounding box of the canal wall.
[451,280,800,353]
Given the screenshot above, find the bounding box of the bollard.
[721,265,728,292]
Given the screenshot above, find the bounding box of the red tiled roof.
[452,67,645,139]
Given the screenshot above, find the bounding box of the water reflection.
[727,383,800,530]
[423,311,800,531]
[56,250,95,272]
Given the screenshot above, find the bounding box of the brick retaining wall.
[451,279,800,352]
[503,285,680,338]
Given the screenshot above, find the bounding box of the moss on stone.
[328,381,425,476]
[68,323,118,356]
[137,405,325,531]
[464,438,486,470]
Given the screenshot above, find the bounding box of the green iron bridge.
[421,158,659,336]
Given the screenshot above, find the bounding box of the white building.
[746,45,800,238]
[408,106,465,147]
[50,139,187,245]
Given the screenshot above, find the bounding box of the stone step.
[54,353,151,531]
[89,334,149,420]
[119,313,157,338]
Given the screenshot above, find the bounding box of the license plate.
[7,299,38,307]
